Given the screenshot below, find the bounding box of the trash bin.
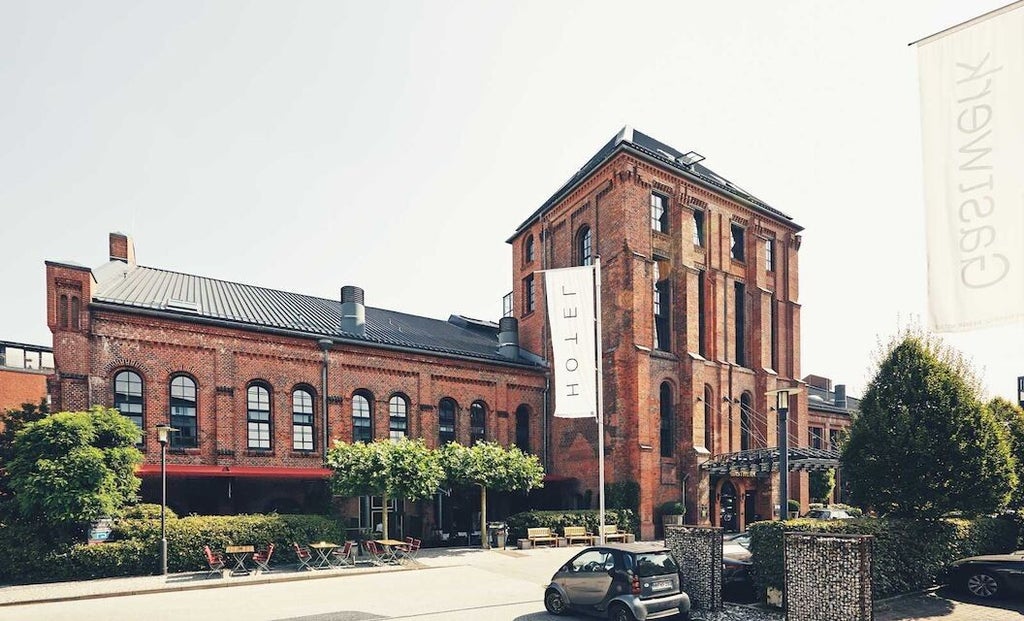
[488,521,507,549]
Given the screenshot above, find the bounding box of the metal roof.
[701,447,840,475]
[91,262,540,367]
[510,127,800,241]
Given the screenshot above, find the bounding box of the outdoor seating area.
[600,525,633,543]
[203,539,426,578]
[522,527,560,549]
[562,526,596,546]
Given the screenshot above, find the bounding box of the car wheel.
[544,588,568,615]
[607,602,636,621]
[964,570,1001,599]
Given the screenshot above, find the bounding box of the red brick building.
[804,374,859,505]
[47,233,547,537]
[47,127,810,539]
[508,128,808,537]
[0,341,53,414]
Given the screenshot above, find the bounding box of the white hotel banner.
[917,2,1024,332]
[544,265,598,418]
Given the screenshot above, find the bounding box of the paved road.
[1,545,1022,621]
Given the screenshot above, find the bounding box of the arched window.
[438,398,456,445]
[170,375,198,448]
[740,392,753,451]
[515,405,530,453]
[470,400,486,445]
[71,296,80,329]
[247,383,272,450]
[704,385,714,452]
[352,391,373,443]
[577,226,593,266]
[114,370,143,440]
[524,235,535,264]
[659,382,674,457]
[389,394,408,441]
[292,387,314,451]
[59,295,68,328]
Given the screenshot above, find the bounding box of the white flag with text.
[917,3,1024,331]
[544,265,597,418]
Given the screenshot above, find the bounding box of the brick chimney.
[109,232,136,265]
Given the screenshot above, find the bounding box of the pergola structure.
[700,447,840,476]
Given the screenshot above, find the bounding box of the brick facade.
[509,134,808,538]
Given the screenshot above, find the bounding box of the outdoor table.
[309,542,339,569]
[375,539,406,565]
[225,545,254,575]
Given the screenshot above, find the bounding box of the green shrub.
[787,499,800,513]
[121,503,177,520]
[658,501,686,517]
[606,481,640,511]
[505,509,637,541]
[748,516,1017,599]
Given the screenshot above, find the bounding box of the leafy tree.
[326,438,443,539]
[0,399,49,502]
[7,406,143,530]
[809,469,836,504]
[841,331,1015,517]
[440,441,544,548]
[987,397,1024,509]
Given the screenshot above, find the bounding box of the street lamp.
[155,423,178,575]
[767,388,801,521]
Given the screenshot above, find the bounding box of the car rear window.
[633,552,679,577]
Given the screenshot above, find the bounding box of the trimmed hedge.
[748,516,1017,599]
[506,509,637,542]
[0,513,344,584]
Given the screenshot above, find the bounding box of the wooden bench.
[600,525,630,542]
[563,526,595,546]
[526,527,559,547]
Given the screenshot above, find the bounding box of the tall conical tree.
[841,331,1015,517]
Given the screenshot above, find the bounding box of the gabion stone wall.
[665,524,723,612]
[784,532,873,621]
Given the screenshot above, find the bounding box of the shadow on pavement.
[934,585,1024,613]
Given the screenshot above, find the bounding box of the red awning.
[136,464,332,479]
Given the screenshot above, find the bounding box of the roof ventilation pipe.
[834,384,847,409]
[340,286,366,336]
[498,317,520,360]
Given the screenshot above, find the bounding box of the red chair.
[396,537,421,565]
[203,545,226,578]
[252,542,275,573]
[331,540,355,568]
[293,542,313,571]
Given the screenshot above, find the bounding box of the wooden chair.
[293,542,314,571]
[252,542,275,573]
[331,540,355,568]
[203,545,226,578]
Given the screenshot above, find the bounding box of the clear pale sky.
[1,1,1020,401]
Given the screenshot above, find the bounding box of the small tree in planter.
[787,499,800,519]
[658,500,686,525]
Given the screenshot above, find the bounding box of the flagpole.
[595,257,606,544]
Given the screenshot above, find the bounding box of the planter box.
[662,514,685,525]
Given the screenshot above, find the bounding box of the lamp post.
[776,391,790,521]
[155,423,178,575]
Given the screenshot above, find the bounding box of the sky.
[1,1,1021,402]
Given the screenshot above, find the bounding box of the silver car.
[544,543,692,620]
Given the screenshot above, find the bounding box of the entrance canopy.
[700,447,839,476]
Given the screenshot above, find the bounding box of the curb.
[0,563,425,608]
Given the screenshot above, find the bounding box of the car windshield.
[633,552,678,577]
[807,510,826,518]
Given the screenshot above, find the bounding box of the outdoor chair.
[293,542,314,571]
[396,537,421,565]
[252,542,275,573]
[331,540,355,568]
[203,545,226,578]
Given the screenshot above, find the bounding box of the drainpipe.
[543,376,550,471]
[318,339,332,459]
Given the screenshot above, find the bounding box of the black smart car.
[946,550,1024,600]
[544,543,692,620]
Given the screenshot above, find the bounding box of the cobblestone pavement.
[873,587,1024,621]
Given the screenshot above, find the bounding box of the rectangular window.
[655,280,671,351]
[734,281,746,367]
[766,239,775,271]
[3,347,24,369]
[693,210,705,247]
[292,391,314,452]
[810,426,823,450]
[730,223,745,261]
[524,274,535,314]
[697,271,707,357]
[829,429,841,451]
[502,291,513,318]
[651,193,668,232]
[41,351,54,369]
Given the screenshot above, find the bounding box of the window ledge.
[651,350,678,361]
[168,447,200,456]
[289,451,319,458]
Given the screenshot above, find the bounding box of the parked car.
[945,550,1024,600]
[722,533,754,603]
[804,508,852,520]
[544,543,692,620]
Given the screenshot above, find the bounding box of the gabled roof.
[510,126,800,241]
[90,262,541,368]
